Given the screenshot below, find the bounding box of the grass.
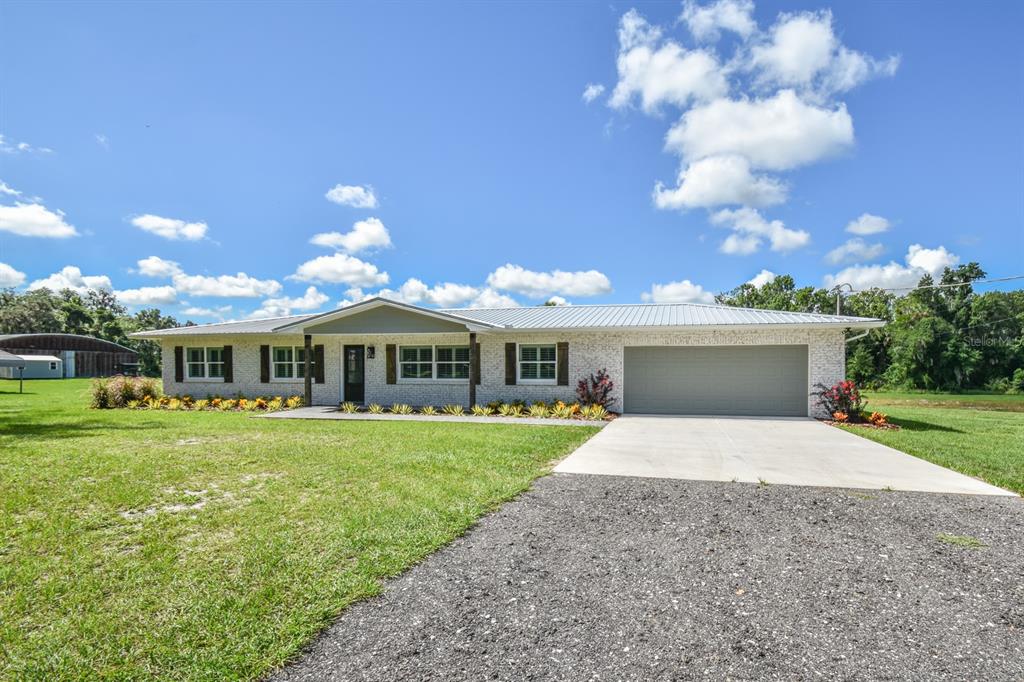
[865,390,1024,412]
[936,533,986,549]
[0,379,597,680]
[839,394,1024,495]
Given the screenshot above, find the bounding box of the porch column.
[468,331,477,408]
[303,333,312,406]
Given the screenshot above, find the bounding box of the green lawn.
[842,392,1024,495]
[0,379,597,680]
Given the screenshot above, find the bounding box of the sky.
[1,0,1022,322]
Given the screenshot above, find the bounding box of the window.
[272,346,311,380]
[400,346,433,379]
[519,344,556,382]
[399,345,471,381]
[49,362,57,371]
[185,347,224,380]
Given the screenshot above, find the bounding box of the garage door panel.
[623,345,808,416]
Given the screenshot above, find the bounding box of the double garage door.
[623,345,809,417]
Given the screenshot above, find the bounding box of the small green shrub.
[528,403,549,418]
[266,397,284,412]
[193,399,209,410]
[419,405,437,415]
[1010,368,1024,394]
[390,403,413,415]
[471,404,493,416]
[167,398,183,411]
[339,401,360,413]
[219,399,236,411]
[580,404,608,421]
[551,401,576,419]
[367,403,384,414]
[441,404,465,416]
[285,395,303,409]
[89,378,111,409]
[126,400,142,410]
[485,400,504,412]
[498,403,523,418]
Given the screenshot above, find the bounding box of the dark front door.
[343,345,365,403]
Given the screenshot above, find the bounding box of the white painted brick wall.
[161,327,845,416]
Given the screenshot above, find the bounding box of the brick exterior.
[160,327,845,416]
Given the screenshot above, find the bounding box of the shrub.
[254,398,268,411]
[441,404,465,416]
[485,400,504,412]
[266,397,283,412]
[576,368,615,409]
[243,399,261,412]
[126,400,142,410]
[419,405,437,415]
[220,399,236,411]
[551,401,576,419]
[90,378,112,409]
[528,403,549,418]
[167,398,183,411]
[367,403,384,414]
[580,404,608,421]
[868,411,888,426]
[832,411,849,422]
[986,377,1012,394]
[498,403,523,417]
[471,404,493,416]
[339,401,360,414]
[390,403,413,415]
[193,399,209,411]
[812,380,867,423]
[285,395,303,409]
[1010,368,1024,394]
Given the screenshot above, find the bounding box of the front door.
[343,345,365,403]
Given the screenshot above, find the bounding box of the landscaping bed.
[338,399,617,422]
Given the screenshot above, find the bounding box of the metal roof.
[131,299,882,337]
[0,333,138,353]
[439,302,883,329]
[0,349,26,369]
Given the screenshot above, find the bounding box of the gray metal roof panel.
[129,313,317,338]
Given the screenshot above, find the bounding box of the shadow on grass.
[888,417,965,434]
[0,417,169,440]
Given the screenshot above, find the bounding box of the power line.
[842,274,1024,294]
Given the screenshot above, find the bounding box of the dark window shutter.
[504,343,516,385]
[260,345,270,383]
[556,342,569,386]
[314,344,325,384]
[385,344,397,384]
[222,345,233,383]
[174,346,183,383]
[473,343,481,385]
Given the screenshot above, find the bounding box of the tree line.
[3,261,1021,391]
[716,262,1024,392]
[0,288,190,377]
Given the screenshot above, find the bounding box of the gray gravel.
[272,474,1024,681]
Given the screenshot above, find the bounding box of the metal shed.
[0,334,139,378]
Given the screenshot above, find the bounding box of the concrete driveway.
[554,415,1013,496]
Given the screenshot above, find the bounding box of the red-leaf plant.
[576,368,616,409]
[812,380,867,422]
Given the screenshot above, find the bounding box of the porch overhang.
[272,297,498,335]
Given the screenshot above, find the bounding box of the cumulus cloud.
[582,83,606,103]
[486,264,612,298]
[135,255,281,298]
[468,288,520,308]
[131,214,208,241]
[824,244,959,290]
[29,266,112,294]
[711,207,810,254]
[0,180,22,197]
[641,279,716,304]
[290,253,389,287]
[665,90,854,171]
[136,256,184,278]
[825,237,884,265]
[545,296,569,306]
[653,154,787,209]
[181,304,232,319]
[0,202,78,238]
[0,261,27,287]
[114,286,178,306]
[681,0,756,42]
[609,10,728,112]
[248,286,329,319]
[395,278,481,307]
[846,213,890,235]
[325,184,378,209]
[747,269,776,287]
[309,217,392,253]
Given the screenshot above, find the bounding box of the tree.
[126,309,181,377]
[0,288,63,333]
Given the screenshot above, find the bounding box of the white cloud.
[115,286,178,306]
[653,154,787,209]
[136,256,184,278]
[181,304,232,319]
[0,262,26,287]
[0,180,22,197]
[665,90,855,171]
[248,286,329,319]
[469,288,520,308]
[749,11,899,96]
[309,217,392,253]
[825,237,884,265]
[486,264,612,298]
[681,0,756,42]
[173,272,282,298]
[711,207,810,253]
[545,296,569,306]
[0,202,78,238]
[94,133,109,149]
[290,253,389,287]
[846,213,890,235]
[0,134,53,155]
[747,269,776,287]
[641,279,715,304]
[582,83,606,103]
[399,278,481,307]
[824,244,959,290]
[325,184,378,209]
[28,266,112,294]
[131,214,208,241]
[609,10,727,112]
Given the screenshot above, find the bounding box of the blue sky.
[1,0,1021,320]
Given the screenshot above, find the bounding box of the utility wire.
[845,274,1024,294]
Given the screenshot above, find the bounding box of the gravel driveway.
[273,474,1023,681]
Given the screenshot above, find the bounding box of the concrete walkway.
[554,415,1014,496]
[260,405,604,427]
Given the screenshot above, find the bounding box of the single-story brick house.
[130,297,884,417]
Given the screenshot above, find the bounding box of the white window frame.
[397,344,471,383]
[271,345,312,382]
[517,343,557,385]
[184,346,224,382]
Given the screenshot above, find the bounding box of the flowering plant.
[812,380,867,423]
[576,369,616,409]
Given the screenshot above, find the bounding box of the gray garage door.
[623,345,808,416]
